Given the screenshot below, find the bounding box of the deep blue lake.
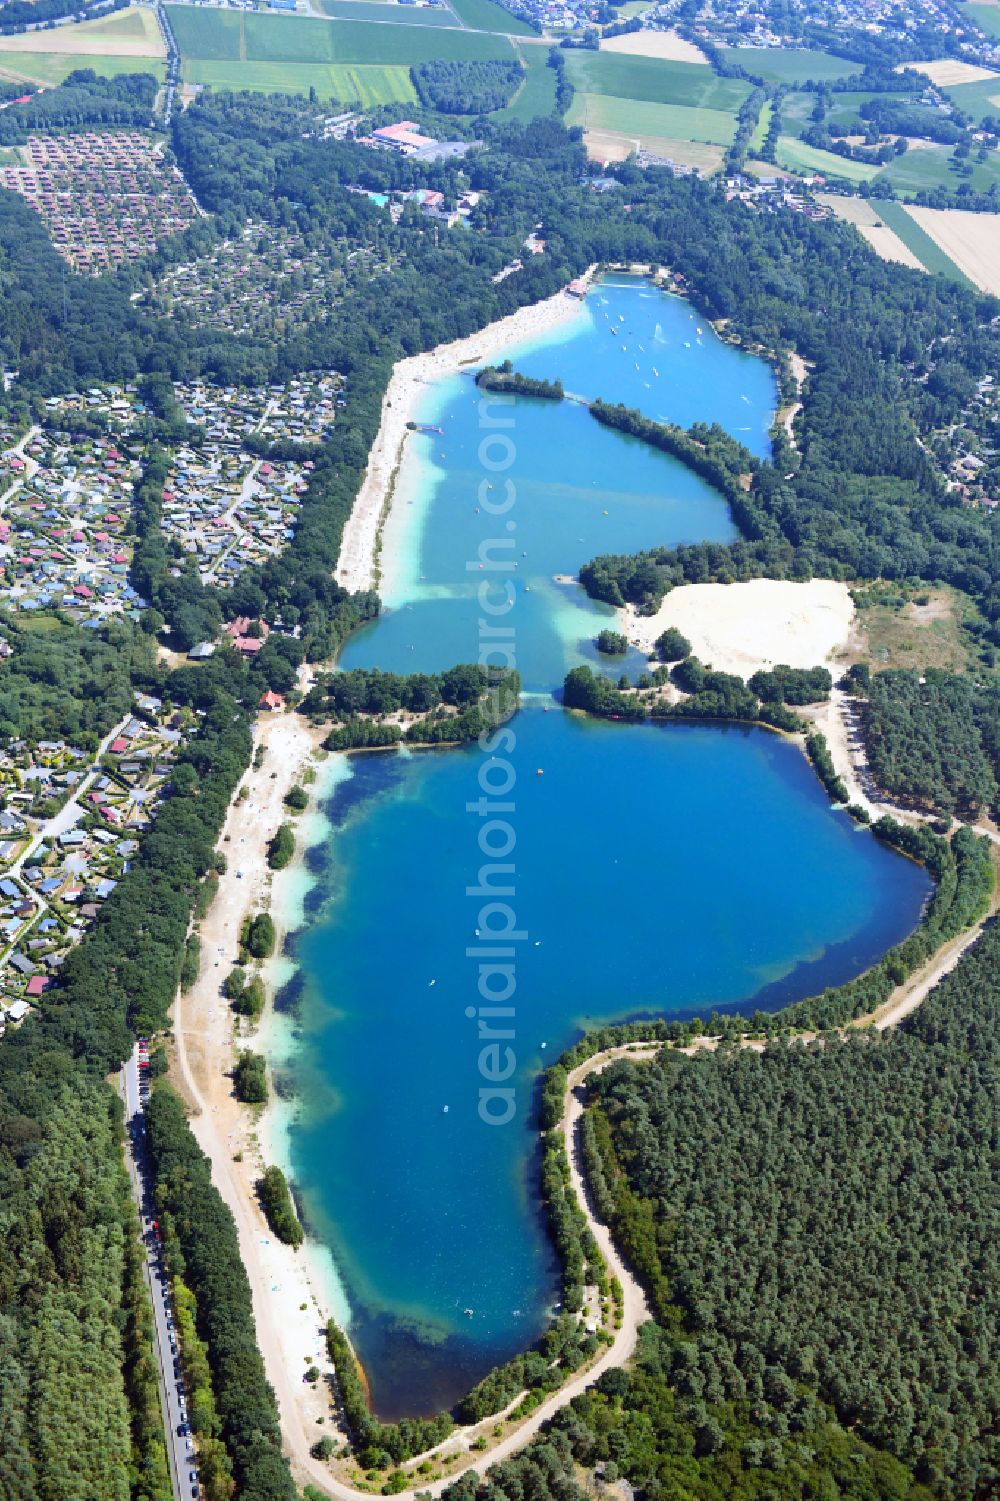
[282,279,930,1418]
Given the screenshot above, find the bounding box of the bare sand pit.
[901,58,1000,85]
[903,205,1000,296]
[622,578,854,676]
[600,29,709,63]
[338,272,596,595]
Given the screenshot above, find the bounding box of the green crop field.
[183,57,416,104]
[775,135,879,182]
[965,2,1000,38]
[873,199,974,285]
[495,44,555,120]
[168,6,513,62]
[565,51,749,110]
[319,0,454,24]
[874,141,1000,195]
[446,0,535,35]
[569,92,736,146]
[939,72,1000,124]
[0,49,166,84]
[166,6,243,59]
[722,46,857,83]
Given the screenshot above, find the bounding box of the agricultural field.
[319,0,455,24]
[0,51,164,85]
[564,51,749,110]
[494,44,555,121]
[568,93,736,146]
[444,0,535,34]
[938,72,1000,123]
[166,5,513,63]
[0,6,164,57]
[599,30,709,64]
[903,57,999,86]
[183,58,415,104]
[719,46,857,83]
[901,205,1000,295]
[965,1,1000,38]
[874,199,974,284]
[774,135,879,182]
[814,194,925,270]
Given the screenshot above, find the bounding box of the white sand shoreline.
[337,270,597,599]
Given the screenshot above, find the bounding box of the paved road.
[120,1045,199,1501]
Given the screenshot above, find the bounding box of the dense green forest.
[412,59,524,115]
[439,919,1000,1501]
[858,668,999,817]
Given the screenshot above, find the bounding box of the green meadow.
[875,142,1000,195]
[318,0,455,24]
[722,46,857,83]
[964,2,1000,38]
[564,51,749,110]
[775,135,879,182]
[183,57,416,104]
[938,71,1000,124]
[0,50,166,85]
[445,0,536,34]
[569,93,737,146]
[494,44,556,120]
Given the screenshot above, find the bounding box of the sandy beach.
[620,578,855,677]
[172,699,355,1465]
[337,271,596,598]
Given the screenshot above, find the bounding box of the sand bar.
[337,271,596,596]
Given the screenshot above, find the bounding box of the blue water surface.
[283,280,929,1418]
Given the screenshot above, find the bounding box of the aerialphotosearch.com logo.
[465,391,522,1127]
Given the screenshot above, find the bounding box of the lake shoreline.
[336,269,597,600]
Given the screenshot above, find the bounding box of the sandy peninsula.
[621,577,855,676]
[337,271,596,597]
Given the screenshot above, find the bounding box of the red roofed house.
[26,975,49,997]
[259,690,284,711]
[110,737,128,754]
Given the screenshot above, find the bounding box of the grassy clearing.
[873,199,974,285]
[569,92,736,145]
[183,57,416,103]
[494,44,555,120]
[874,143,1000,196]
[775,134,879,182]
[564,51,748,110]
[749,98,771,152]
[445,0,535,35]
[583,128,723,171]
[0,50,165,84]
[721,46,857,82]
[318,0,454,23]
[850,586,975,674]
[966,2,1000,38]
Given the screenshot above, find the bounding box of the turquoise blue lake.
[281,280,930,1418]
